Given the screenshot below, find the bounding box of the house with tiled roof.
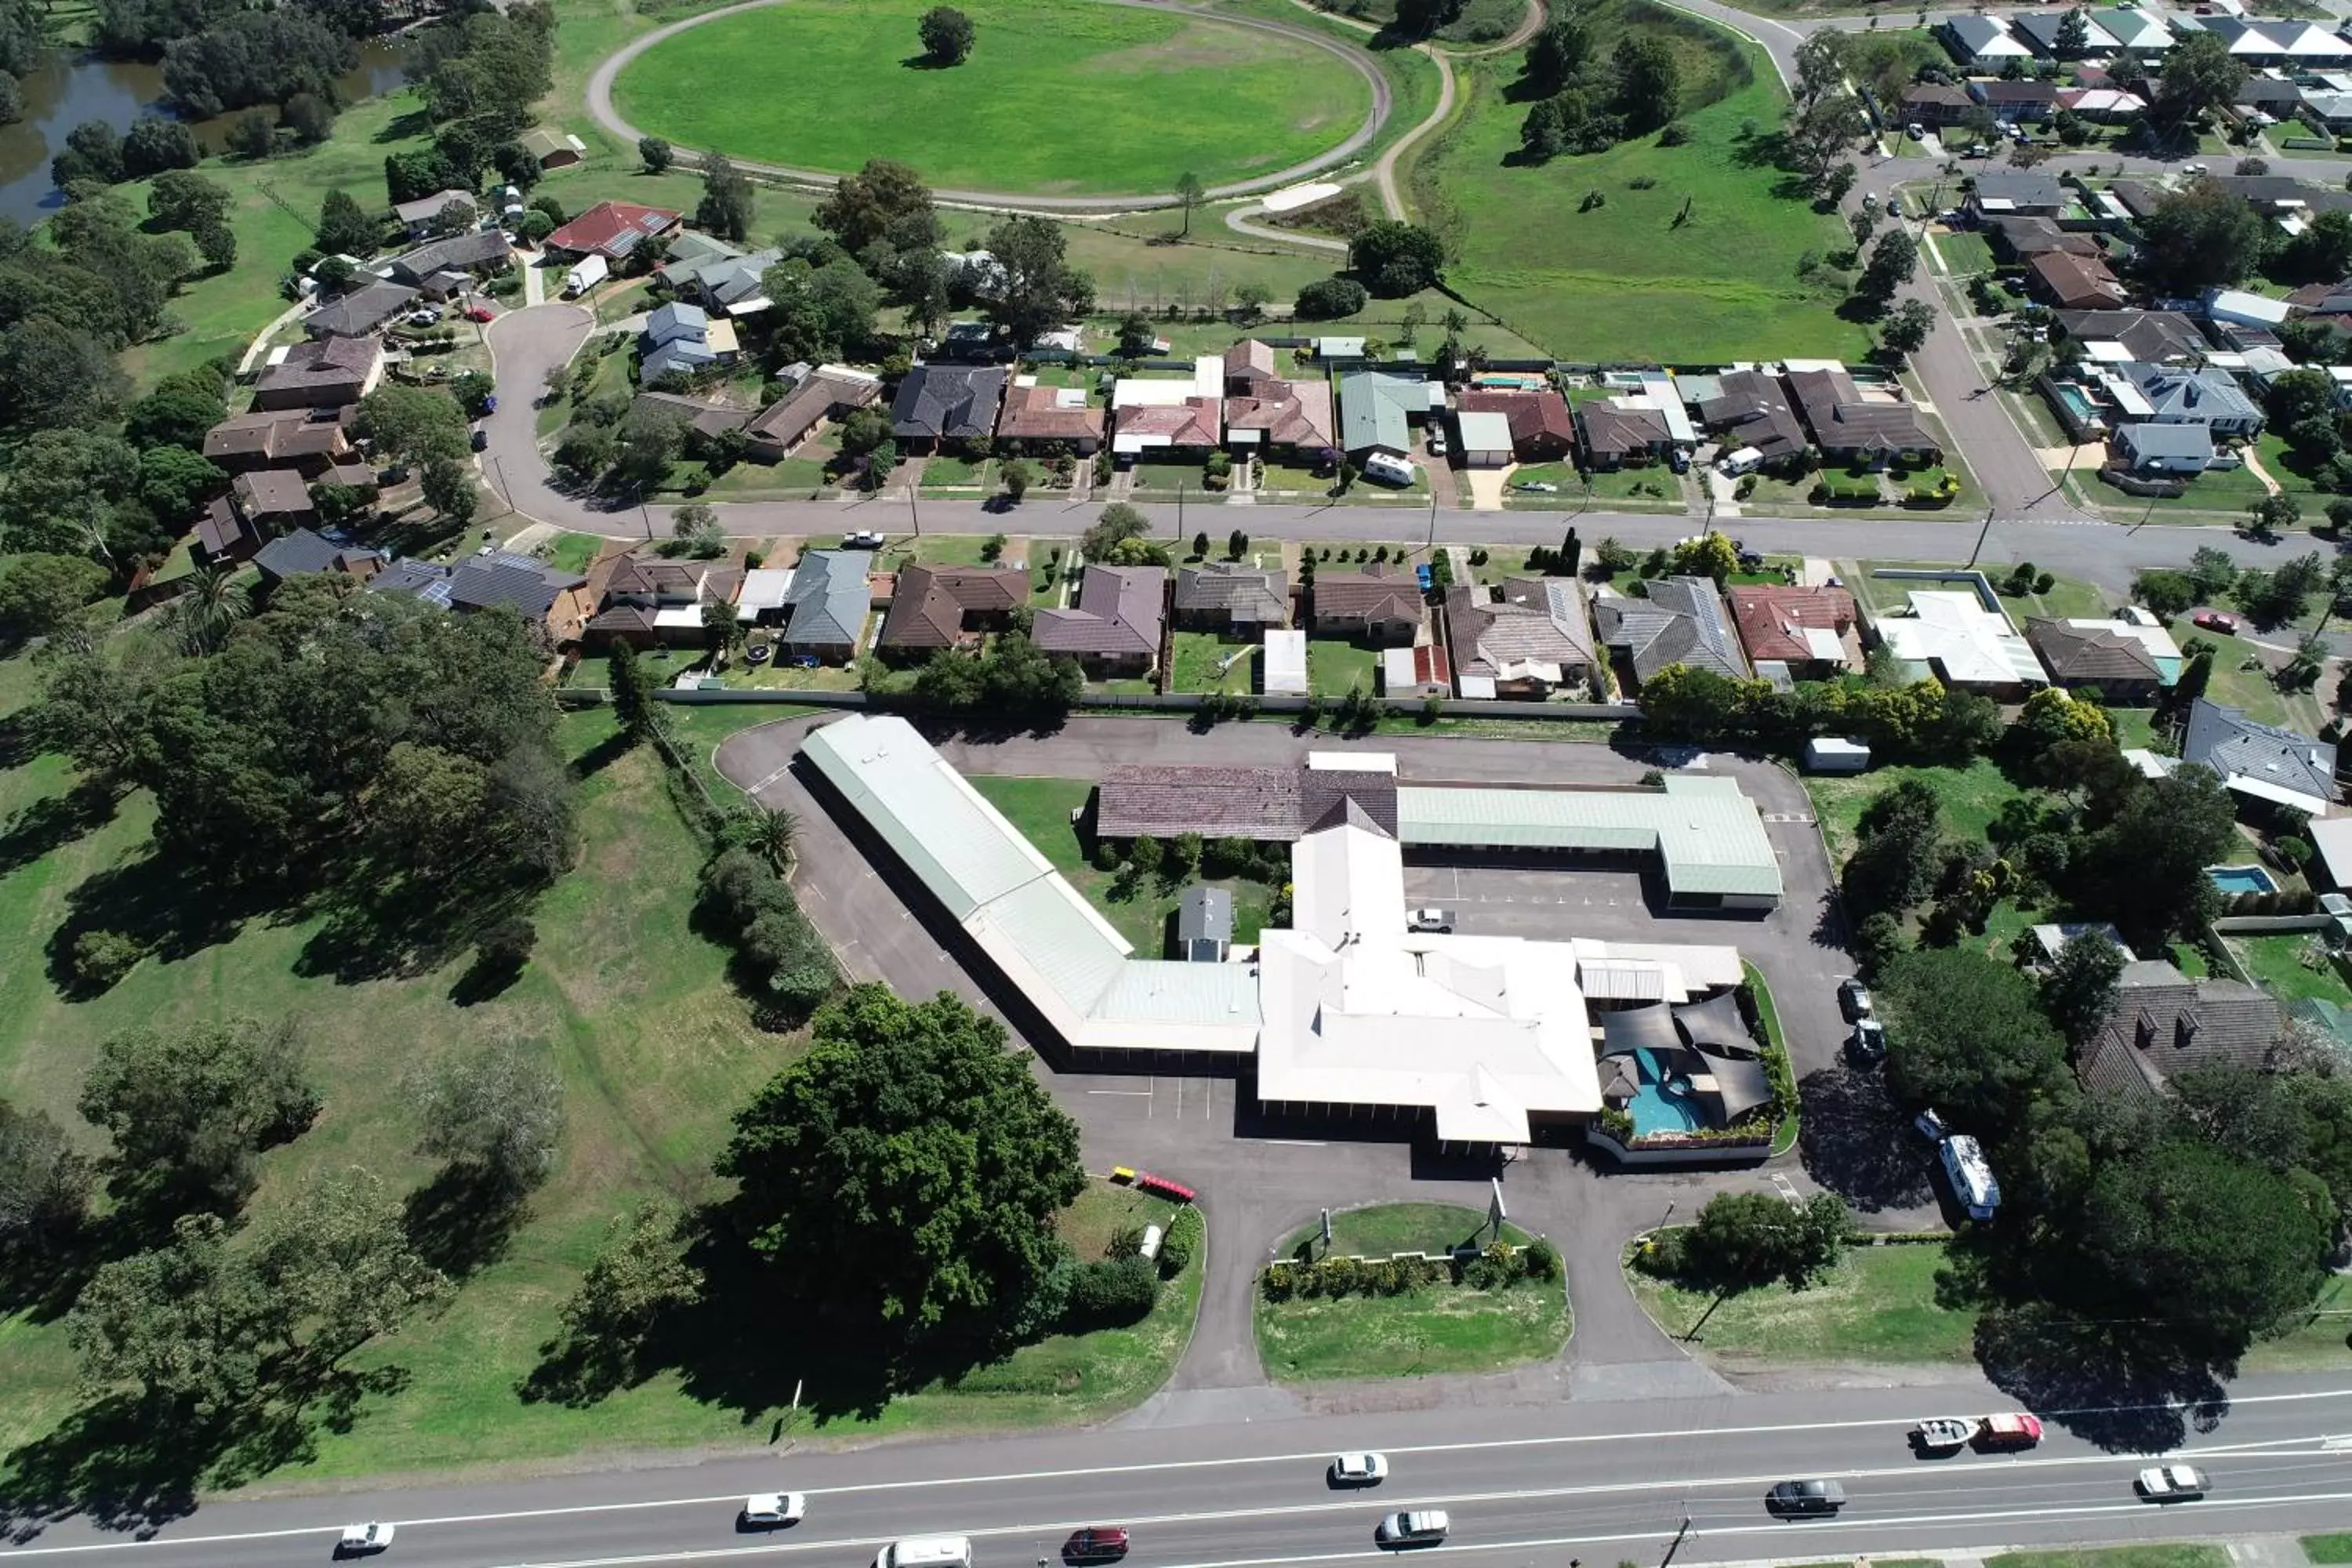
[305,280,419,339]
[253,336,383,410]
[1113,397,1221,454]
[1727,584,1859,675]
[1032,564,1166,676]
[1223,339,1283,394]
[2181,698,2338,815]
[1594,575,1748,688]
[2029,250,2130,310]
[891,363,1008,452]
[544,201,683,262]
[1968,171,2065,218]
[1987,216,2100,262]
[1174,563,1289,633]
[587,555,742,648]
[1574,402,1671,469]
[394,187,476,237]
[1443,577,1595,697]
[1224,376,1335,461]
[632,390,756,444]
[776,548,875,662]
[996,378,1106,454]
[1900,81,1974,127]
[1784,366,1941,466]
[252,528,385,590]
[1308,565,1425,646]
[877,564,1027,655]
[2075,957,2284,1101]
[203,408,355,477]
[386,230,512,292]
[2054,310,2208,365]
[196,469,318,567]
[2025,618,2164,702]
[2011,9,2118,56]
[374,550,595,644]
[1454,387,1575,460]
[745,364,882,461]
[1698,370,1807,466]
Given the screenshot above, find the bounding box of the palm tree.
[170,565,250,656]
[753,805,798,873]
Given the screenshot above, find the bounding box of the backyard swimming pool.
[2209,864,2280,897]
[1629,1046,1705,1135]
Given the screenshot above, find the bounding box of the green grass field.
[1628,1242,1978,1364]
[1256,1205,1569,1382]
[1806,757,2028,864]
[1409,2,1867,361]
[612,0,1371,194]
[1988,1549,2229,1568]
[2228,933,2352,1007]
[2307,1534,2352,1564]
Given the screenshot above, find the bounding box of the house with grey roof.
[372,550,596,644]
[306,281,419,339]
[1176,885,1233,962]
[1174,563,1289,634]
[1968,171,2065,218]
[1443,577,1595,698]
[1784,367,1941,466]
[1338,371,1426,458]
[387,230,512,290]
[394,187,476,237]
[252,528,385,590]
[2011,9,2118,57]
[2120,363,2266,436]
[1593,575,1748,688]
[2075,956,2284,1101]
[1032,564,1167,676]
[1574,402,1671,468]
[778,548,874,662]
[891,363,1009,452]
[2113,421,2214,474]
[254,336,383,410]
[1698,369,1806,465]
[2182,697,2339,815]
[1941,13,2032,67]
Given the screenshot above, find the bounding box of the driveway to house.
[583,0,1395,212]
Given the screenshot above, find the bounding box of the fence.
[1584,1124,1773,1167]
[635,684,1637,723]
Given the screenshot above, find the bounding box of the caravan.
[1939,1134,2000,1221]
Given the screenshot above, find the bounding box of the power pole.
[908,483,921,539]
[1425,485,1438,551]
[1965,503,1994,567]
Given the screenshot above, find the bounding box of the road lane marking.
[9,1391,2351,1559]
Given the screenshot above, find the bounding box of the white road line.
[1088,1089,1154,1097]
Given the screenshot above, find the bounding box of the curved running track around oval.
[586,0,1394,212]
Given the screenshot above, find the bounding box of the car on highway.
[1837,976,1873,1022]
[739,1494,807,1530]
[1765,1479,1846,1516]
[1976,1412,2043,1449]
[2137,1464,2206,1501]
[2193,610,2239,634]
[1330,1452,1389,1485]
[1063,1527,1131,1560]
[336,1523,395,1557]
[1406,908,1454,933]
[1375,1511,1450,1546]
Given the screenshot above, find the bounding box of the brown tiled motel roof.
[879,564,1028,648]
[1094,763,1400,842]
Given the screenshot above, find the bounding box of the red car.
[1976,1411,2043,1450]
[465,306,495,323]
[1064,1530,1130,1561]
[2193,610,2238,634]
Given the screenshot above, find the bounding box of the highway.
[7,1381,2348,1568]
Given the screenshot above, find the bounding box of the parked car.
[844,529,887,548]
[1848,1018,1886,1066]
[1668,447,1690,474]
[404,308,438,327]
[480,393,497,413]
[2193,610,2238,633]
[1514,480,1559,493]
[1906,120,1926,139]
[1330,1453,1389,1486]
[336,1523,396,1557]
[739,1494,807,1530]
[1375,1511,1450,1547]
[1063,1528,1130,1560]
[1915,1107,1949,1142]
[1426,431,1447,457]
[1837,976,1873,1022]
[464,305,495,323]
[470,428,489,452]
[1765,1480,1846,1516]
[2137,1465,2206,1501]
[1406,908,1453,933]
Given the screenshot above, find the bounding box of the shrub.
[1106,1222,1145,1259]
[1296,276,1369,319]
[73,930,144,989]
[1523,1237,1561,1281]
[1064,1256,1160,1328]
[1160,1203,1203,1278]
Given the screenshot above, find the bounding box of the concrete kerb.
[583,0,1398,215]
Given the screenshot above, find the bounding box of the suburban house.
[995,378,1107,455]
[1698,370,1808,466]
[775,548,876,662]
[1878,589,2048,695]
[2056,85,2146,121]
[306,280,419,339]
[1338,370,1430,459]
[743,364,883,461]
[2184,16,2352,67]
[1174,563,1290,635]
[876,563,1027,656]
[1381,643,1452,699]
[665,240,783,316]
[1112,395,1221,457]
[2024,618,2167,703]
[2075,957,2283,1100]
[386,230,513,295]
[586,556,742,648]
[1726,584,1860,677]
[2113,420,2216,474]
[393,187,475,238]
[1443,577,1595,698]
[2054,309,2209,364]
[2029,250,2131,310]
[1900,82,1975,127]
[1593,575,1748,688]
[545,201,684,263]
[2094,5,2172,52]
[519,128,586,170]
[632,390,756,445]
[1941,13,2034,68]
[2011,9,2118,56]
[639,301,739,384]
[1225,377,1337,463]
[1973,78,2063,122]
[1574,401,1671,469]
[1032,564,1167,677]
[1454,387,1576,460]
[1784,366,1942,467]
[1968,171,2065,219]
[2119,363,2267,437]
[1309,565,1425,645]
[251,527,386,590]
[891,363,1009,453]
[2181,698,2338,816]
[195,469,318,568]
[252,336,384,410]
[1987,216,2099,262]
[372,550,597,645]
[202,408,356,477]
[1222,339,1287,396]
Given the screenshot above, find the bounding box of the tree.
[2134,568,2197,617]
[982,214,1092,347]
[1002,457,1030,503]
[407,1040,564,1195]
[167,564,250,657]
[2014,686,2112,753]
[51,118,124,187]
[1524,13,1590,93]
[919,4,975,64]
[608,644,657,744]
[1080,503,1152,562]
[1669,531,1737,585]
[122,114,200,180]
[227,107,274,159]
[2078,765,2238,944]
[1787,91,1869,184]
[2041,932,2125,1047]
[420,454,479,525]
[613,401,684,492]
[814,158,939,256]
[1116,310,1155,359]
[1792,30,1849,109]
[0,318,129,435]
[695,151,755,243]
[314,187,379,259]
[1842,777,1945,916]
[2154,30,2248,130]
[147,169,227,233]
[0,554,107,644]
[1348,220,1445,296]
[1172,170,1205,238]
[358,383,468,466]
[717,985,1085,1367]
[1879,297,1936,358]
[77,1017,320,1218]
[449,368,496,421]
[702,596,744,660]
[1858,227,1919,304]
[1613,35,1679,133]
[2054,5,2091,60]
[637,134,671,172]
[671,499,724,557]
[192,218,235,270]
[282,89,335,145]
[1560,528,1581,579]
[0,1098,92,1260]
[2248,491,2302,541]
[2142,178,2270,291]
[159,9,356,118]
[1679,1192,1853,1291]
[535,1198,701,1397]
[1878,947,2069,1133]
[1295,276,1367,320]
[1823,162,1858,205]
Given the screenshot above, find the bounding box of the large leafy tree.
[718,985,1085,1370]
[2076,766,2237,944]
[1878,946,2069,1134]
[78,1017,320,1218]
[813,158,942,257]
[1348,220,1446,296]
[406,1039,564,1196]
[2141,177,2270,291]
[0,1098,93,1260]
[982,215,1094,347]
[1677,1192,1852,1290]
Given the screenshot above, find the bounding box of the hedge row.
[1259,1238,1560,1301]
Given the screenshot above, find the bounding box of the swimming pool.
[2049,383,2099,431]
[1628,1046,1705,1136]
[2209,864,2280,897]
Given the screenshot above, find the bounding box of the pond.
[0,40,408,227]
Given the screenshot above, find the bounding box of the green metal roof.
[1339,372,1420,454]
[1394,777,1783,898]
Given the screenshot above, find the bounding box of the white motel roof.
[1394,777,1783,900]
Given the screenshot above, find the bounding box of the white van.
[1362,451,1416,488]
[1940,1134,2000,1221]
[1717,445,1762,477]
[877,1538,974,1568]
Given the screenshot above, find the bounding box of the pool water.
[2209,864,2280,896]
[1628,1046,1704,1135]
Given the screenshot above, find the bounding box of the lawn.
[611,0,1371,194]
[1931,230,1996,277]
[2308,1537,2352,1565]
[1309,637,1383,697]
[1806,757,2027,864]
[1987,1550,2229,1568]
[1628,1240,1978,1365]
[2100,457,2272,520]
[546,532,605,575]
[1407,1,1868,362]
[1171,630,1261,695]
[1584,465,1684,505]
[1256,1204,1570,1382]
[964,775,1279,952]
[2183,625,2335,734]
[2227,932,2352,1007]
